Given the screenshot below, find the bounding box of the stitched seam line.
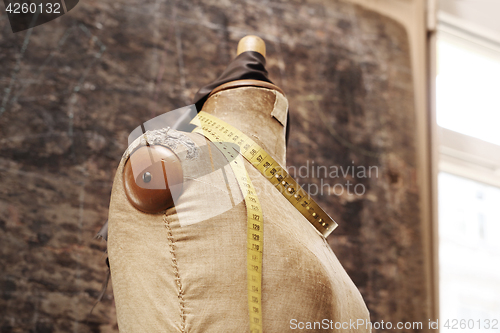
[164,213,186,333]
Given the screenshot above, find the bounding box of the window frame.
[437,12,500,188]
[435,9,500,326]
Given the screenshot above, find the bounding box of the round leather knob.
[123,145,183,213]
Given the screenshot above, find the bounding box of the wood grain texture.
[0,0,428,331]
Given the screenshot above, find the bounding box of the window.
[437,16,500,331]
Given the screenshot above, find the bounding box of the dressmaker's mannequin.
[107,36,370,332]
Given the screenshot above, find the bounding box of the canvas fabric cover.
[107,87,370,332]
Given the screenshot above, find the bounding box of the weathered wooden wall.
[0,0,429,331]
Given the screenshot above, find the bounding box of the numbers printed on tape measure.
[191,111,339,333]
[195,112,338,232]
[194,123,264,333]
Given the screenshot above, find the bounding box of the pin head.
[142,172,152,183]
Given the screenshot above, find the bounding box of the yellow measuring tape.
[190,111,338,333]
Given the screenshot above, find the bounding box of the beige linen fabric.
[108,87,370,332]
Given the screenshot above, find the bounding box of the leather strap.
[208,79,285,98]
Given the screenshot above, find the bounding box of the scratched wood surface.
[0,0,428,332]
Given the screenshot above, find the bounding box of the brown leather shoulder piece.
[123,145,183,213]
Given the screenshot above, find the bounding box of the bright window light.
[439,172,500,330]
[436,38,500,145]
[437,32,500,330]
